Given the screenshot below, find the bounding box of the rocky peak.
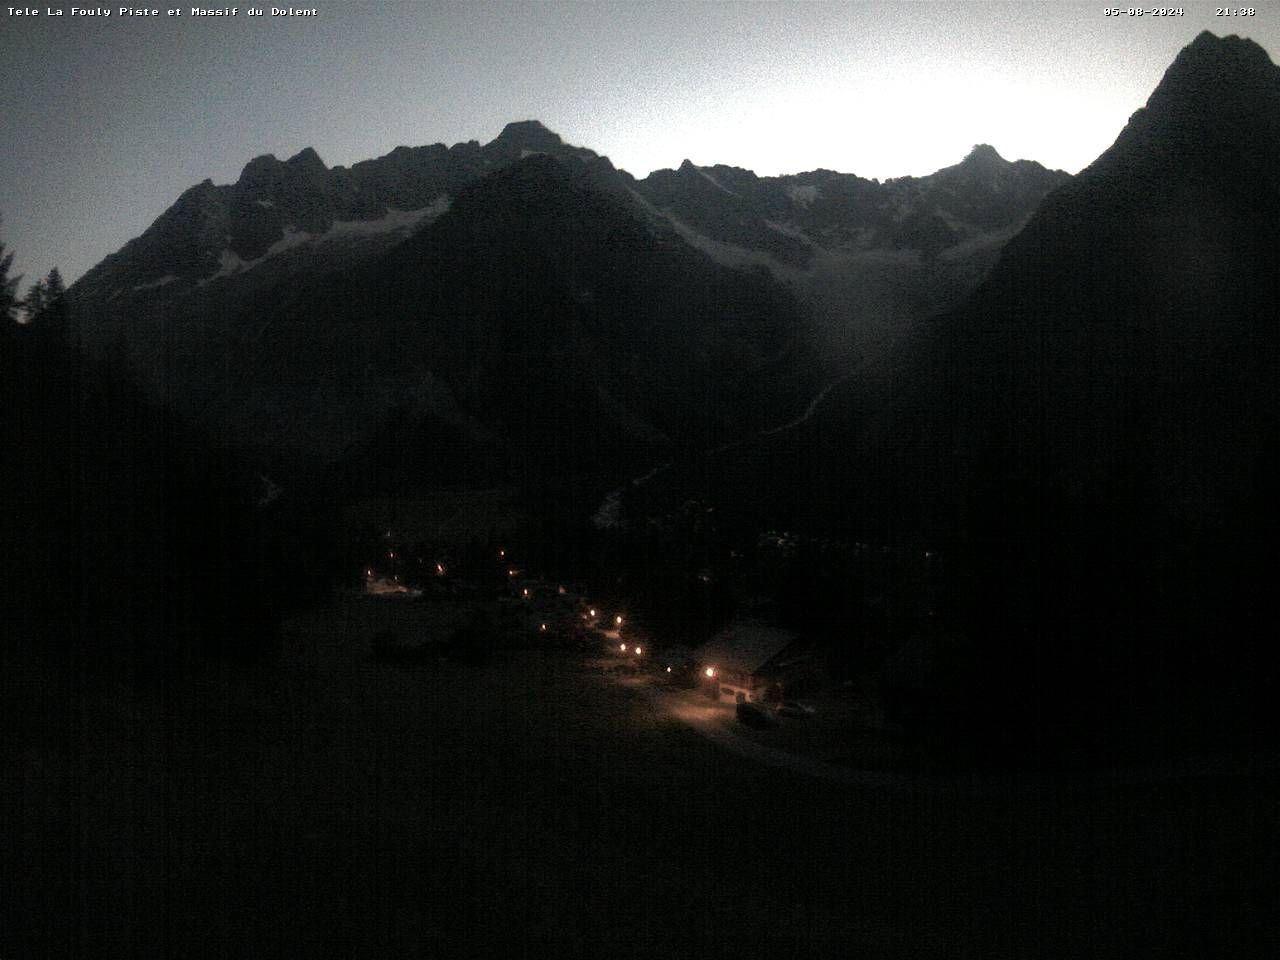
[489,120,564,152]
[1152,31,1280,118]
[961,144,1005,168]
[285,146,327,176]
[1102,32,1280,176]
[1171,30,1276,79]
[1142,32,1278,132]
[238,154,284,189]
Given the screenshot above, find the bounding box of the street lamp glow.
[620,643,627,652]
[666,666,672,673]
[435,562,445,575]
[634,646,642,656]
[589,608,596,618]
[705,667,716,678]
[615,615,623,626]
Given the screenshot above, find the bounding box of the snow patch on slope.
[668,214,794,276]
[627,186,797,279]
[202,226,313,283]
[786,184,820,208]
[696,167,738,197]
[763,220,817,247]
[204,249,249,283]
[199,198,450,284]
[325,196,451,238]
[131,274,179,291]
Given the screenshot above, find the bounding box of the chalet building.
[694,621,825,703]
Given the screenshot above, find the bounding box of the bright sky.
[1,1,1276,286]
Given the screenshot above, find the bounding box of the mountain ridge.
[70,121,1065,302]
[64,115,1068,474]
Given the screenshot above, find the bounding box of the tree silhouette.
[0,216,19,323]
[35,267,68,330]
[21,276,48,323]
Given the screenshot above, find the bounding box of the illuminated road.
[599,661,960,793]
[651,686,921,791]
[606,664,1278,797]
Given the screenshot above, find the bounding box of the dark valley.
[2,22,1277,960]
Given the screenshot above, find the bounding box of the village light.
[365,568,372,577]
[620,643,626,652]
[558,585,566,595]
[540,623,548,632]
[508,569,517,577]
[522,588,529,598]
[666,666,672,673]
[589,608,596,618]
[499,549,505,559]
[615,615,623,626]
[634,646,642,656]
[705,667,716,678]
[436,563,445,575]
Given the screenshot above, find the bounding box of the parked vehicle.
[736,701,779,728]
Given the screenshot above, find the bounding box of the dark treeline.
[1,233,340,688]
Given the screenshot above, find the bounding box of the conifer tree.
[22,277,48,323]
[0,218,19,324]
[45,266,65,301]
[41,267,69,330]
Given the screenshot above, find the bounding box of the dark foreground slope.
[5,600,1276,958]
[906,32,1280,753]
[0,312,332,681]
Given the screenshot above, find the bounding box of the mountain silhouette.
[908,31,1280,751]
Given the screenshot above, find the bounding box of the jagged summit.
[962,144,1004,165]
[482,120,600,166]
[489,119,564,150]
[1139,31,1279,129]
[237,147,327,187]
[285,146,326,173]
[1177,30,1275,71]
[1151,31,1278,104]
[1075,30,1280,182]
[239,153,280,181]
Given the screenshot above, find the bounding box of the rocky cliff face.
[630,143,1068,269]
[71,120,600,306]
[67,118,1070,478]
